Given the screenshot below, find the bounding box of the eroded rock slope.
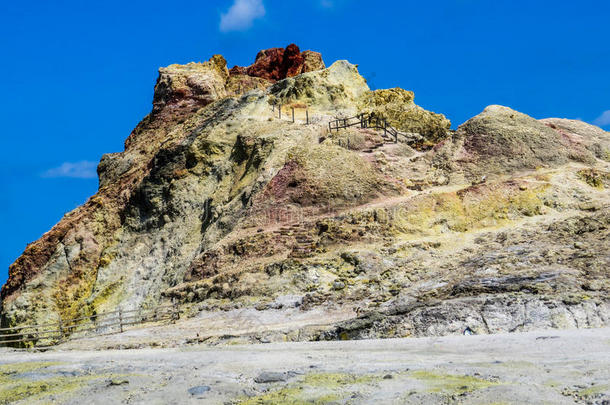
[1,45,608,345]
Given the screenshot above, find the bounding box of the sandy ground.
[1,327,609,404]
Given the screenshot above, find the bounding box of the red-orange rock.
[228,65,248,76]
[231,44,325,82]
[280,43,305,78]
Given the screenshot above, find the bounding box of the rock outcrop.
[358,87,451,147]
[270,60,370,111]
[2,46,609,347]
[152,55,229,118]
[230,44,325,82]
[541,117,610,162]
[432,105,603,180]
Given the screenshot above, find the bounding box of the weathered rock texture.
[541,117,610,162]
[432,105,608,181]
[358,87,451,147]
[270,60,370,111]
[1,46,609,346]
[230,44,325,82]
[152,55,229,118]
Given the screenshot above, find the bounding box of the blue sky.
[1,0,609,286]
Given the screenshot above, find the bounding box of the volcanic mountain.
[1,44,608,346]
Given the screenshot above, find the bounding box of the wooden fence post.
[291,107,295,123]
[306,109,309,125]
[172,300,180,323]
[58,319,63,341]
[279,105,282,119]
[384,119,387,136]
[118,308,123,333]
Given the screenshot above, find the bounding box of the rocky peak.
[152,54,229,117]
[230,44,325,82]
[150,45,326,120]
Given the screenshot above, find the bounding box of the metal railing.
[0,303,179,348]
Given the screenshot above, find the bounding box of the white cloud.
[593,110,610,127]
[41,161,97,179]
[219,0,265,32]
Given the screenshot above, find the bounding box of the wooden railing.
[0,303,179,348]
[271,101,311,124]
[328,113,419,143]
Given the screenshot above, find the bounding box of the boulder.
[254,372,290,383]
[188,385,211,395]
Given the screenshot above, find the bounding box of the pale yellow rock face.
[269,60,370,114]
[358,87,451,146]
[225,74,273,96]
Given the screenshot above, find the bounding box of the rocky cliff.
[1,44,609,345]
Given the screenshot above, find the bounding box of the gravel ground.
[0,327,609,404]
